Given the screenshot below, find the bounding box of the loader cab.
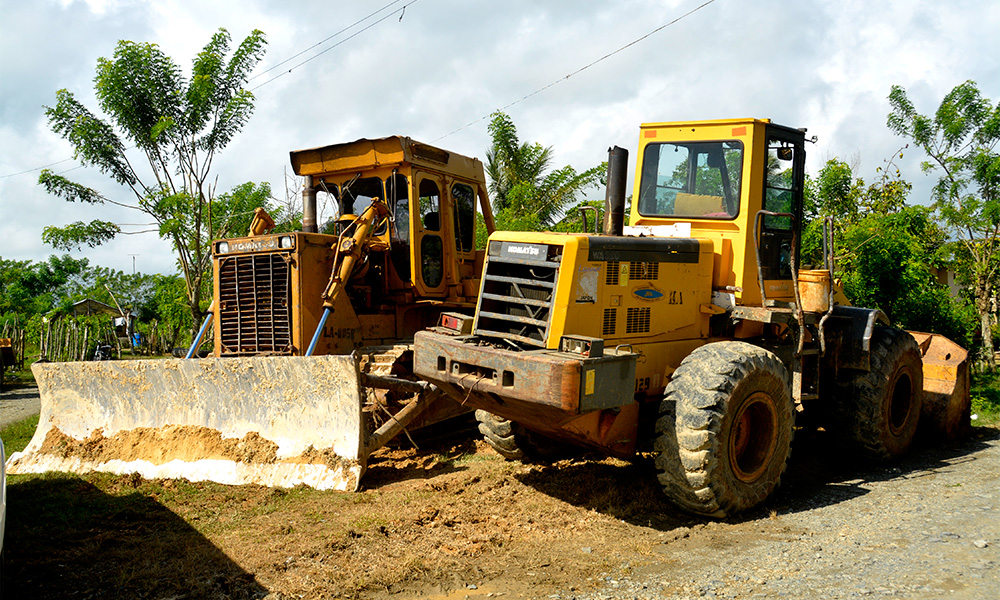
[630,119,806,308]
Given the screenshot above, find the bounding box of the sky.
[1,0,998,277]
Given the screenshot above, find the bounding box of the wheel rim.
[729,391,778,483]
[887,370,914,435]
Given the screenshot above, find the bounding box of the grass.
[1,413,39,454]
[970,369,1000,427]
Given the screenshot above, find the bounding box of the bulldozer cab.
[630,119,806,308]
[291,137,492,299]
[209,137,495,357]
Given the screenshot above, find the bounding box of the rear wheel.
[836,327,923,460]
[654,342,794,517]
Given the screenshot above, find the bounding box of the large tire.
[654,342,794,517]
[837,327,923,460]
[474,410,568,461]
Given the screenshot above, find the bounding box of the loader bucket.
[6,355,368,491]
[908,331,971,441]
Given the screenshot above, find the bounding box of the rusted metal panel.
[412,331,636,415]
[909,331,971,441]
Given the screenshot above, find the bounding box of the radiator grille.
[603,308,617,336]
[475,251,559,347]
[626,307,651,334]
[217,253,292,355]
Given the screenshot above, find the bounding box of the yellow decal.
[619,262,629,286]
[585,369,595,395]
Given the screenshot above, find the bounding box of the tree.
[39,28,268,331]
[485,111,603,227]
[838,206,973,347]
[888,80,1000,363]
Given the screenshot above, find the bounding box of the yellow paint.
[585,369,595,395]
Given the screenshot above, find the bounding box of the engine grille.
[217,253,292,355]
[475,251,559,347]
[603,308,617,336]
[626,307,651,334]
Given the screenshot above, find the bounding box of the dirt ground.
[3,396,998,600]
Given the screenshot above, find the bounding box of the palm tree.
[485,112,602,227]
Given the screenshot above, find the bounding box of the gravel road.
[0,385,39,429]
[565,429,999,600]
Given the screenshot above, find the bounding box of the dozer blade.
[909,331,971,441]
[6,355,368,491]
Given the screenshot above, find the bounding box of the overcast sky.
[1,0,998,276]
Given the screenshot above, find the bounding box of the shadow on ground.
[2,473,269,600]
[512,425,999,530]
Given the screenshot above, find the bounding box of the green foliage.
[887,80,1000,360]
[40,28,268,331]
[0,255,91,316]
[42,220,120,250]
[0,255,193,351]
[970,369,1000,426]
[473,206,542,249]
[837,206,974,347]
[485,111,603,227]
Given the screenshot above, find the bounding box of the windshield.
[637,140,743,219]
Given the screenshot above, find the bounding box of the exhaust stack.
[302,175,318,233]
[603,146,628,236]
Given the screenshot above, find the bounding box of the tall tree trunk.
[976,274,995,367]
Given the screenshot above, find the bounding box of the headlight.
[217,241,230,254]
[278,236,294,249]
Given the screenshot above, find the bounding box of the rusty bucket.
[797,270,831,313]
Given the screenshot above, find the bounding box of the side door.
[412,173,448,297]
[757,126,805,297]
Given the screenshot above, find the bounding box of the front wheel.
[654,342,794,517]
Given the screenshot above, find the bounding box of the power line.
[249,0,408,83]
[250,0,419,90]
[433,0,720,142]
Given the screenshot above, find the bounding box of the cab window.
[387,173,409,243]
[418,179,444,288]
[419,179,441,231]
[452,182,475,252]
[638,141,743,218]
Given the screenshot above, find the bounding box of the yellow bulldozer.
[7,136,495,491]
[412,118,971,517]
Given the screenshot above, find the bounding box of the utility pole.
[128,254,140,275]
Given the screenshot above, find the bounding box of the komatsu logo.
[232,239,277,252]
[507,244,541,256]
[499,242,547,260]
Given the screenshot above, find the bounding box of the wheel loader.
[412,118,971,517]
[7,136,495,491]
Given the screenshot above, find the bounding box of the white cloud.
[1,0,998,276]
